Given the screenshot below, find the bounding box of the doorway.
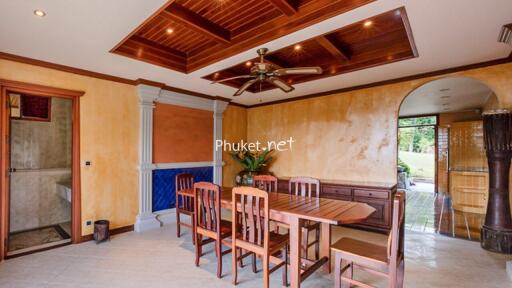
[398,77,498,241]
[398,115,437,233]
[0,80,82,260]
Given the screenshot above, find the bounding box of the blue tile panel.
[152,166,213,212]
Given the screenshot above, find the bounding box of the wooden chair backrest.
[387,191,405,263]
[194,182,221,233]
[253,175,278,192]
[232,187,269,249]
[176,173,194,210]
[289,177,320,198]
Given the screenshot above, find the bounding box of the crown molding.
[1,50,510,110]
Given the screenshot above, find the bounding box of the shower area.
[7,93,72,256]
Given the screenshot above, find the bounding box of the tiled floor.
[0,219,510,287]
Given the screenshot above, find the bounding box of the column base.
[155,208,176,226]
[134,213,161,232]
[481,225,512,254]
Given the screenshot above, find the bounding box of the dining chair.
[231,187,288,288]
[289,176,321,260]
[331,191,405,288]
[176,173,196,244]
[194,182,234,278]
[253,175,278,192]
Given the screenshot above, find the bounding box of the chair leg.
[334,253,342,288]
[315,227,320,260]
[389,266,398,288]
[177,210,181,238]
[238,248,244,268]
[302,228,309,259]
[216,240,222,278]
[397,259,405,288]
[252,253,258,273]
[192,213,196,245]
[195,234,201,267]
[282,244,288,287]
[463,213,471,240]
[232,245,238,285]
[263,254,270,288]
[451,208,456,237]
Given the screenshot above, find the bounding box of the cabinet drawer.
[322,185,352,198]
[354,189,389,199]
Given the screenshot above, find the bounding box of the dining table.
[220,187,376,288]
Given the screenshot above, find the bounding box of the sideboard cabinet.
[278,178,397,233]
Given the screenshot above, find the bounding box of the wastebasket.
[93,220,110,243]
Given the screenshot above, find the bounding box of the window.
[399,115,437,128]
[9,93,51,121]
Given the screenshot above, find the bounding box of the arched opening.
[397,76,498,241]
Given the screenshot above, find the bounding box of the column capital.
[137,84,161,106]
[213,99,229,115]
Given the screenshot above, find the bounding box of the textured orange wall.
[242,63,512,185]
[153,103,213,163]
[222,105,247,187]
[0,59,139,236]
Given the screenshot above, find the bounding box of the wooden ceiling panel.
[202,8,418,94]
[111,0,375,73]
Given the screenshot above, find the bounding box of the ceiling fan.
[211,48,323,96]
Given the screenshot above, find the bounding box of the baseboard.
[80,224,134,242]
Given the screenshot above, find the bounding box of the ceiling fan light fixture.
[294,44,302,51]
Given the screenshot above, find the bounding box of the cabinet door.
[354,198,390,228]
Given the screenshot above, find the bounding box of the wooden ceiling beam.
[315,36,350,62]
[163,3,231,44]
[268,0,298,16]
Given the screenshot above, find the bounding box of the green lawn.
[399,151,435,179]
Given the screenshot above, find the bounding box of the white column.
[135,84,161,232]
[213,100,228,185]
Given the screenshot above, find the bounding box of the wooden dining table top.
[219,187,376,225]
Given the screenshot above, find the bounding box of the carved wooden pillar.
[481,110,512,254]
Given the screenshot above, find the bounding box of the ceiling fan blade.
[211,75,254,84]
[266,77,294,93]
[234,78,258,96]
[274,67,323,76]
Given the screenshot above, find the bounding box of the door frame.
[0,79,84,260]
[398,114,439,193]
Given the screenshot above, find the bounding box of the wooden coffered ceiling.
[111,0,375,73]
[203,8,418,94]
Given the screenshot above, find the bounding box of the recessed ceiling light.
[34,9,46,17]
[213,72,220,79]
[363,20,373,28]
[166,28,174,34]
[294,44,302,51]
[245,61,252,67]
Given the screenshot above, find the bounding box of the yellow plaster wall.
[243,62,512,185]
[0,59,139,235]
[222,105,247,187]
